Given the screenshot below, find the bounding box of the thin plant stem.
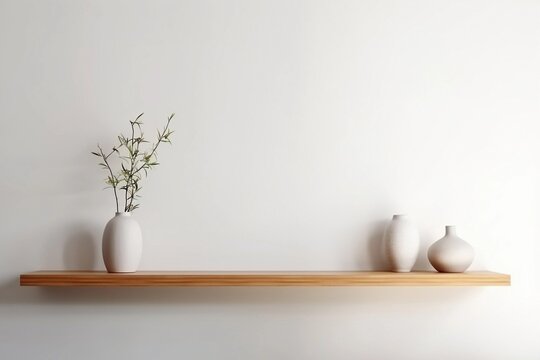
[98,145,120,213]
[127,114,174,211]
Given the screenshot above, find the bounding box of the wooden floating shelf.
[20,271,510,287]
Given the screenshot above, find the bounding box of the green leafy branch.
[92,113,174,213]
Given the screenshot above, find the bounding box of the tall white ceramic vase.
[428,225,474,273]
[384,215,420,272]
[102,212,142,273]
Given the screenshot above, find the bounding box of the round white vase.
[102,212,142,273]
[428,225,474,273]
[384,214,420,272]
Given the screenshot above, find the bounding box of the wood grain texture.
[19,271,511,287]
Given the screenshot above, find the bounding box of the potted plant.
[92,113,174,272]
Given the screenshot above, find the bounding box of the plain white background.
[0,0,539,359]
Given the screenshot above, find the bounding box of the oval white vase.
[102,212,142,273]
[384,215,420,272]
[428,225,474,273]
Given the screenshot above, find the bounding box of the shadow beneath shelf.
[4,280,493,308]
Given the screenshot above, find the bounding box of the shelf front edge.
[19,271,511,287]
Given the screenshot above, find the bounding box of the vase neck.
[115,212,132,217]
[445,225,457,236]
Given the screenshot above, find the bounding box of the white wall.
[1,0,539,358]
